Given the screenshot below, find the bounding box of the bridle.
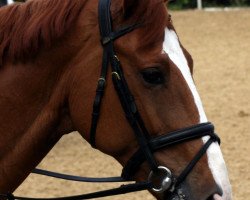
[0,0,220,199]
[90,0,220,193]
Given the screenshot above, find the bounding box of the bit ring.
[148,166,172,193]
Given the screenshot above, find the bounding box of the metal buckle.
[113,55,120,62]
[98,77,106,84]
[97,77,106,91]
[148,166,172,193]
[112,71,121,80]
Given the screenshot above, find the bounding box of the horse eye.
[141,68,165,85]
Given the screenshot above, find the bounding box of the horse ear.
[122,0,167,19]
[122,0,141,19]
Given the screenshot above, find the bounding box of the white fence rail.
[197,0,203,9]
[7,0,14,4]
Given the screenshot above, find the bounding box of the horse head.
[68,0,232,199]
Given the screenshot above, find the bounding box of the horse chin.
[154,193,223,200]
[151,184,222,200]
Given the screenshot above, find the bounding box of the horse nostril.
[212,194,224,200]
[206,184,223,200]
[206,193,223,200]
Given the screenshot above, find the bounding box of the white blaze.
[163,28,232,199]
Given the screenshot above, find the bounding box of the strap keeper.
[101,36,113,45]
[98,77,106,85]
[96,78,106,92]
[211,132,221,144]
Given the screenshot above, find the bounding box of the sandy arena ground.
[15,9,250,200]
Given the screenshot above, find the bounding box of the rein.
[1,0,220,199]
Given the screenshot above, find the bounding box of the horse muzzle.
[156,184,223,200]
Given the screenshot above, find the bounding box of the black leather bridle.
[0,0,220,199]
[90,0,220,193]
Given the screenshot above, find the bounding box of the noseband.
[0,0,220,199]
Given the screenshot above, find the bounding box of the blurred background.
[1,0,250,8]
[1,0,249,200]
[169,0,250,9]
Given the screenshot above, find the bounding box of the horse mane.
[0,0,167,64]
[0,0,86,64]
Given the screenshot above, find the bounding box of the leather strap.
[89,0,140,148]
[0,182,152,200]
[32,168,125,183]
[122,123,220,180]
[174,137,216,187]
[91,0,159,173]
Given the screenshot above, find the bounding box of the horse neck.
[0,0,103,192]
[0,21,93,194]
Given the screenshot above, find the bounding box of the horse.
[0,0,232,199]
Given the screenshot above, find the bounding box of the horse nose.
[205,184,224,200]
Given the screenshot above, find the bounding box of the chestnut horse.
[0,0,232,199]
